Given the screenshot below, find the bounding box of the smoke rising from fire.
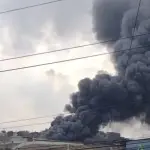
[47,0,150,141]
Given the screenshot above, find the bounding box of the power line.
[0,0,144,63]
[0,0,146,65]
[129,0,142,50]
[0,100,146,129]
[0,44,150,73]
[0,114,58,125]
[0,42,101,62]
[0,32,149,62]
[125,0,142,67]
[0,100,143,127]
[0,101,145,129]
[0,113,70,125]
[0,113,69,129]
[0,122,51,130]
[0,0,66,15]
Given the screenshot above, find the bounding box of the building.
[0,135,29,150]
[126,138,150,150]
[13,141,84,150]
[0,131,127,150]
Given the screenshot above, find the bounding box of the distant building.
[9,135,28,144]
[13,141,84,150]
[126,138,150,150]
[106,132,121,141]
[0,135,29,150]
[0,131,130,150]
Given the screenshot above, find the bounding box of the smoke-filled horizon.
[47,0,150,142]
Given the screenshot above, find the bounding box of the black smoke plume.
[47,0,150,142]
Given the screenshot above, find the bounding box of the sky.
[0,0,148,139]
[0,0,116,132]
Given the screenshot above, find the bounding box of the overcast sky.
[0,0,116,132]
[0,0,147,138]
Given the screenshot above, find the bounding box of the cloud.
[20,69,74,116]
[102,118,150,139]
[0,68,74,131]
[0,0,94,56]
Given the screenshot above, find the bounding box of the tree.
[1,130,6,134]
[30,132,40,138]
[7,131,14,137]
[17,131,30,137]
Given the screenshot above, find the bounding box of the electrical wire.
[0,32,149,62]
[0,100,143,127]
[0,0,145,67]
[0,0,146,63]
[0,0,146,74]
[129,0,142,50]
[0,101,147,129]
[0,113,69,127]
[0,114,61,125]
[0,44,150,73]
[0,122,51,130]
[0,0,66,15]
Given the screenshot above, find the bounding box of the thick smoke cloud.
[47,0,150,142]
[93,0,130,43]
